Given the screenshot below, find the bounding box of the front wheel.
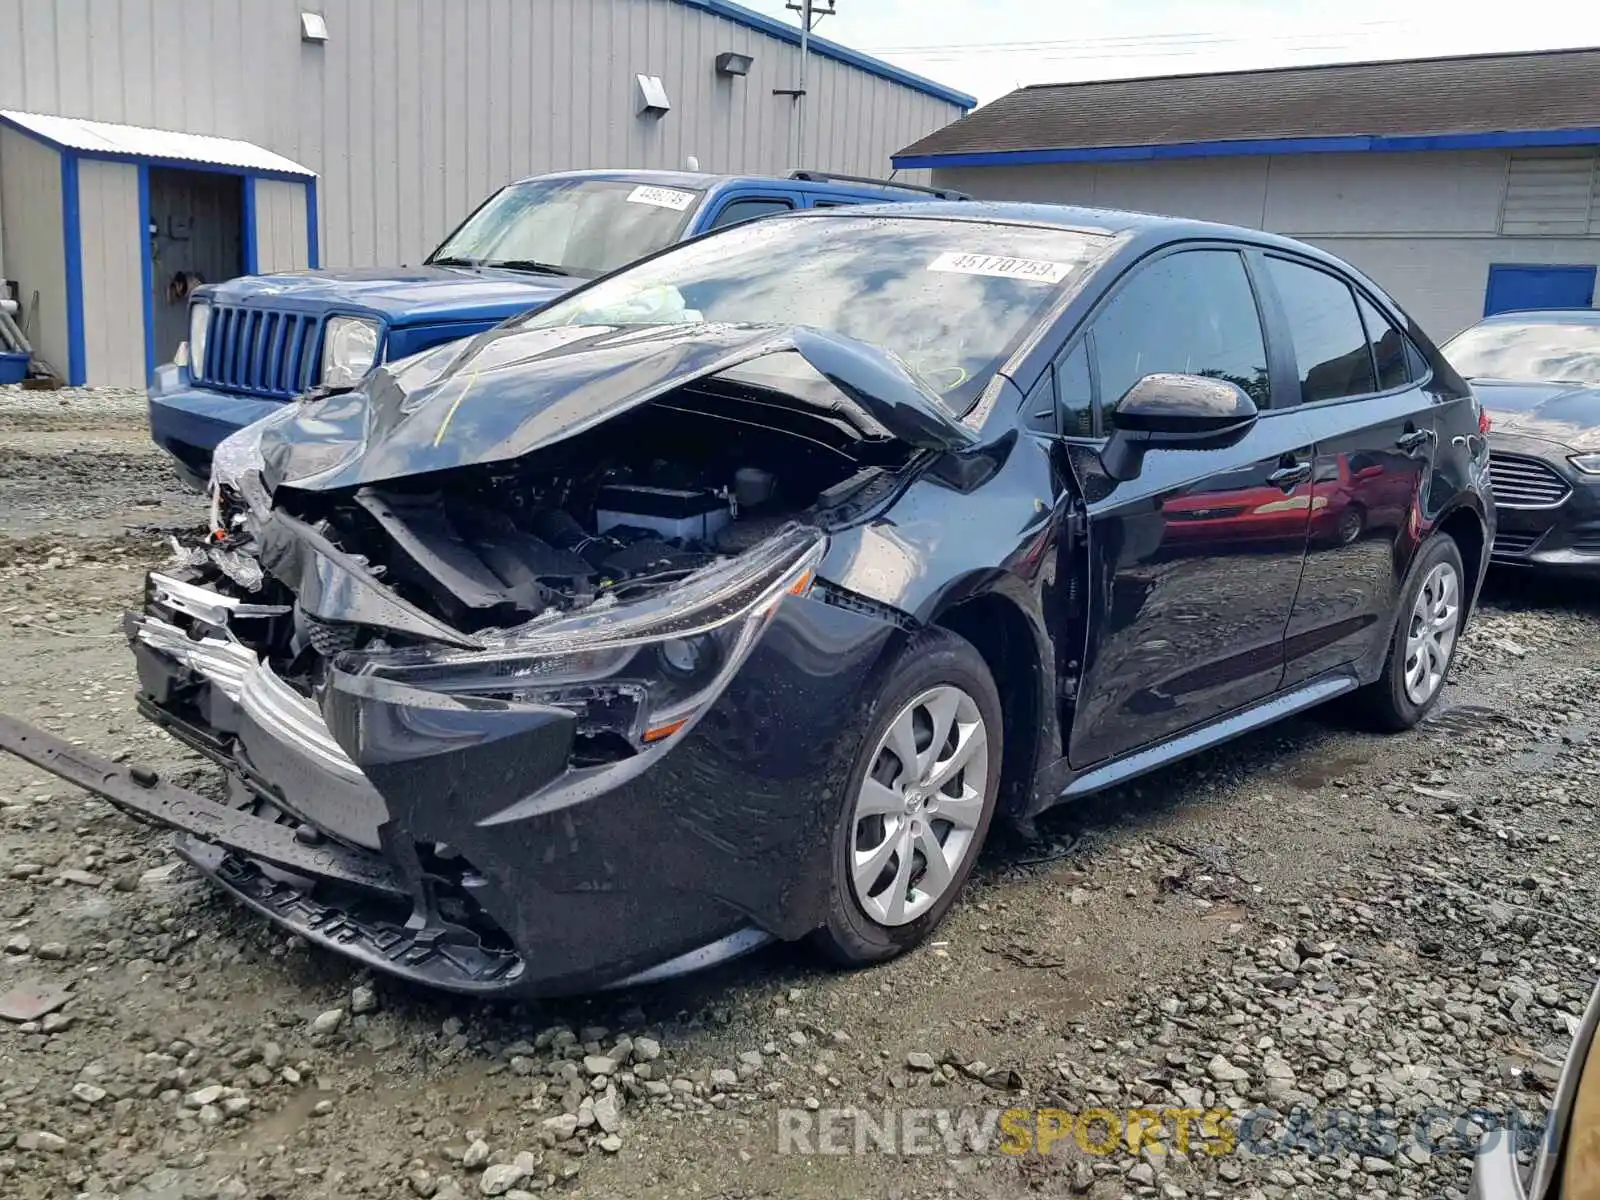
[1356,533,1467,731]
[811,628,1002,967]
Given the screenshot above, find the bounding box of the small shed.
[0,111,318,387]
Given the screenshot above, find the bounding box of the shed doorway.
[147,168,244,364]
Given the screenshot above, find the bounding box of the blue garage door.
[1484,264,1597,317]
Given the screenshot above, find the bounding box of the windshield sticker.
[928,252,1075,284]
[626,185,697,211]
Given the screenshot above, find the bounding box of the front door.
[1063,247,1312,767]
[1259,255,1439,686]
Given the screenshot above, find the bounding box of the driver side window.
[1088,249,1273,426]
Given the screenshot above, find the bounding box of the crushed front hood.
[259,322,974,493]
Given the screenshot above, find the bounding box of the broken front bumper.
[1,571,902,997]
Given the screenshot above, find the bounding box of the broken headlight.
[355,525,825,749]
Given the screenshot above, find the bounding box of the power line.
[863,19,1412,57]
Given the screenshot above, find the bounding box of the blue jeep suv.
[150,168,966,487]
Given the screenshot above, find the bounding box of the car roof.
[1475,308,1600,326]
[790,200,1385,262]
[507,167,951,199]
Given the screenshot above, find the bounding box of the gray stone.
[479,1153,536,1195]
[593,1093,621,1134]
[906,1051,937,1072]
[350,985,378,1015]
[462,1139,490,1169]
[310,1008,345,1035]
[541,1114,579,1140]
[1206,1055,1249,1084]
[631,1036,661,1062]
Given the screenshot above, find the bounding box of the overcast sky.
[740,0,1600,105]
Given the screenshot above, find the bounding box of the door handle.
[1267,462,1311,490]
[1396,428,1435,453]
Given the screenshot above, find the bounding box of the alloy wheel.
[849,685,990,927]
[1403,561,1460,706]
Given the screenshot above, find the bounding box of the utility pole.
[780,0,835,169]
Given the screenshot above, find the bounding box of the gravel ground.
[0,395,1597,1200]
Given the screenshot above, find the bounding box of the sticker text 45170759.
[929,252,1076,285]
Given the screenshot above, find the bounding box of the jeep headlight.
[320,316,382,388]
[1571,453,1600,475]
[187,302,211,374]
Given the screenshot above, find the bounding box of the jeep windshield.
[427,178,705,279]
[514,213,1111,414]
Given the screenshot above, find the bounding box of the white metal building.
[0,0,974,386]
[894,48,1600,341]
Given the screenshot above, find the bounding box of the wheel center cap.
[904,789,924,813]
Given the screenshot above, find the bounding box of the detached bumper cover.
[3,576,902,996]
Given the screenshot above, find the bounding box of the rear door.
[1258,253,1439,686]
[1064,245,1314,767]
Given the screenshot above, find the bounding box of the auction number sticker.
[626,185,697,211]
[929,251,1074,284]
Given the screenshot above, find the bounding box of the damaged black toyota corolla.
[0,204,1494,996]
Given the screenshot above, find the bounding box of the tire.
[1355,533,1467,731]
[811,627,1003,967]
[1334,503,1365,546]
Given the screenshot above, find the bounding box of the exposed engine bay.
[175,373,917,751]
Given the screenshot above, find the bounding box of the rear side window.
[707,197,793,230]
[1265,257,1376,402]
[1355,294,1412,391]
[1090,249,1272,416]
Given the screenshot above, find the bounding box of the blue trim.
[305,178,320,269]
[137,163,155,383]
[893,125,1600,169]
[0,114,314,180]
[672,0,976,110]
[241,176,259,274]
[59,153,87,387]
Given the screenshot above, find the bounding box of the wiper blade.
[480,259,572,277]
[428,255,483,268]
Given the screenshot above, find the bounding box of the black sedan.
[0,204,1494,996]
[1442,309,1600,576]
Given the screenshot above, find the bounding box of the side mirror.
[1101,373,1260,483]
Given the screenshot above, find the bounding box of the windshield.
[515,214,1110,413]
[1443,320,1600,386]
[427,179,704,278]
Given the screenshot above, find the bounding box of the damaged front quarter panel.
[303,526,911,991]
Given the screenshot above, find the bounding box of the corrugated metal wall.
[254,179,312,274]
[933,150,1600,338]
[0,127,68,377]
[0,0,963,269]
[76,159,145,386]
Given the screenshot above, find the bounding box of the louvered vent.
[1499,151,1598,236]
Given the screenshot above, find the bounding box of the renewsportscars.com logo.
[776,1104,1548,1158]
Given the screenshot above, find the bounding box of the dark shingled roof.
[894,46,1600,161]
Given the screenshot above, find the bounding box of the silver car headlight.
[320,316,382,388]
[1570,453,1600,475]
[187,302,212,374]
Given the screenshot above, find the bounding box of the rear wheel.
[1356,534,1466,731]
[812,628,1002,966]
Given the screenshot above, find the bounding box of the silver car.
[1472,979,1600,1198]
